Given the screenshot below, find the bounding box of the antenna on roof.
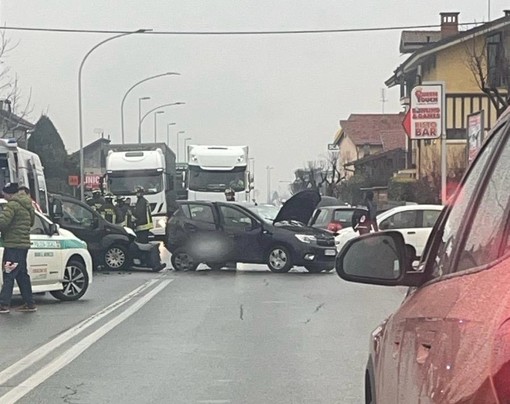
[488,0,491,21]
[380,88,387,114]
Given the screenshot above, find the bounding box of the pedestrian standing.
[224,188,235,201]
[116,196,134,228]
[352,191,379,236]
[98,193,120,224]
[0,183,36,313]
[86,189,105,211]
[133,187,153,243]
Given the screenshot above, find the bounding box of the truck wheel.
[171,249,198,271]
[267,246,292,273]
[103,244,129,271]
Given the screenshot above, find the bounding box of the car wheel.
[103,244,129,271]
[50,260,89,301]
[206,263,225,271]
[304,265,326,273]
[171,249,198,271]
[267,246,292,273]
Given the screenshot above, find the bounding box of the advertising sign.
[84,175,101,189]
[467,111,484,164]
[409,84,443,139]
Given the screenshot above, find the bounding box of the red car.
[336,108,510,403]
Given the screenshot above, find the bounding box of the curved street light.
[138,102,185,143]
[120,72,180,144]
[166,122,176,145]
[78,28,150,201]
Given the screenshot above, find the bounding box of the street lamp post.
[166,122,176,145]
[184,137,192,163]
[138,102,185,144]
[120,72,180,144]
[138,96,150,142]
[249,157,255,200]
[153,111,165,142]
[266,166,274,204]
[176,130,186,162]
[79,28,150,201]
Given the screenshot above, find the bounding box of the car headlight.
[295,234,316,244]
[124,227,136,238]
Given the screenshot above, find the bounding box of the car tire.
[267,246,292,273]
[103,244,129,271]
[304,265,327,273]
[50,260,89,301]
[171,249,199,271]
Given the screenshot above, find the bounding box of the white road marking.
[0,279,172,404]
[0,277,160,387]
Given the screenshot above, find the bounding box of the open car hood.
[273,189,321,225]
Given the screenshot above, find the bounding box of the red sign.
[409,83,443,140]
[85,175,101,189]
[68,176,79,186]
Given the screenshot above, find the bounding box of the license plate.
[325,249,337,256]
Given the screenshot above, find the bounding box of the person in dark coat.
[133,187,153,243]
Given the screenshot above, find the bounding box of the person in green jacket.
[0,182,36,313]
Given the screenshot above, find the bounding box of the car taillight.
[327,221,343,233]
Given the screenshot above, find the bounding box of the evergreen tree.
[27,115,74,193]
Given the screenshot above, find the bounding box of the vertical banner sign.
[467,111,484,165]
[410,84,443,139]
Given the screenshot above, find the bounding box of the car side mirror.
[49,223,59,235]
[336,231,423,287]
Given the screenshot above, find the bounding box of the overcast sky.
[0,0,505,198]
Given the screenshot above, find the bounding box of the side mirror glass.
[336,232,408,285]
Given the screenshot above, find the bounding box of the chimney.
[505,10,510,17]
[440,12,460,38]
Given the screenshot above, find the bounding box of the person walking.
[364,191,379,232]
[133,187,153,243]
[0,183,36,313]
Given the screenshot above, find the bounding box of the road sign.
[402,109,411,137]
[327,144,340,151]
[68,176,79,186]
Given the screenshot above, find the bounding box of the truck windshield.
[188,166,246,192]
[108,170,163,195]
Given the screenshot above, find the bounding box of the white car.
[0,201,93,301]
[335,204,443,258]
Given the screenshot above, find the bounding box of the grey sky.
[0,0,504,198]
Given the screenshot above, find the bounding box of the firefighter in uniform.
[133,187,153,243]
[98,193,120,224]
[86,189,105,211]
[116,196,134,228]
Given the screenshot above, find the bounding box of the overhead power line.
[0,22,483,36]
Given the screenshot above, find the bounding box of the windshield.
[108,170,163,195]
[188,166,246,192]
[246,204,280,223]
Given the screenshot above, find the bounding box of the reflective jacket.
[117,204,134,228]
[134,196,153,231]
[98,202,120,224]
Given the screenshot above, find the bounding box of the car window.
[219,205,253,228]
[333,209,354,224]
[422,210,441,228]
[380,210,418,229]
[431,124,504,278]
[61,201,95,228]
[456,135,510,272]
[30,215,46,235]
[311,209,328,225]
[188,204,215,224]
[180,204,191,219]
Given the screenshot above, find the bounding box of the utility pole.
[380,88,387,114]
[266,166,274,204]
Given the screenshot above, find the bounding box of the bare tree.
[290,153,345,196]
[464,33,509,117]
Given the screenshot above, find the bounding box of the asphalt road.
[0,247,404,404]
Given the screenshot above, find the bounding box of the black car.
[49,194,165,272]
[165,190,337,273]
